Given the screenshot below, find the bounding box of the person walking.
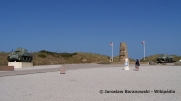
[135,59,140,71]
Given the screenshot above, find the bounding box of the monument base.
[8,62,33,68]
[60,66,65,74]
[124,66,130,70]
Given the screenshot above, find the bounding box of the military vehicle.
[156,53,176,63]
[7,48,33,62]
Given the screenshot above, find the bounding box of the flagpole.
[143,41,145,61]
[112,41,113,62]
[144,43,145,61]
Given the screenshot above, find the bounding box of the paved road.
[1,64,180,101]
[0,63,175,77]
[0,64,122,77]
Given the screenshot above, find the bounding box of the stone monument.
[60,65,65,74]
[119,42,128,62]
[124,58,130,70]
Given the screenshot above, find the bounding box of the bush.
[38,50,78,58]
[39,50,55,55]
[38,53,47,58]
[60,53,77,57]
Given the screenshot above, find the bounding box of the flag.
[110,42,113,46]
[142,41,145,45]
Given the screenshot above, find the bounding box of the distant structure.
[119,42,128,62]
[7,48,33,62]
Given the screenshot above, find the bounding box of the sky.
[0,0,181,60]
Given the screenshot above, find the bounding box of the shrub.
[60,53,77,57]
[38,53,47,58]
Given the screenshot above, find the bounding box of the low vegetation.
[0,50,181,66]
[0,50,111,66]
[140,54,181,62]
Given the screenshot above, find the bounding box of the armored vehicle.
[157,53,176,63]
[7,48,33,62]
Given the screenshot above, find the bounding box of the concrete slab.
[8,62,33,68]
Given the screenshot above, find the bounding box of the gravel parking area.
[0,65,181,101]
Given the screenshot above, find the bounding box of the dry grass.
[0,52,9,66]
[113,56,135,62]
[140,54,181,62]
[1,51,180,66]
[0,51,110,66]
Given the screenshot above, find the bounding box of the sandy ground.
[0,64,181,101]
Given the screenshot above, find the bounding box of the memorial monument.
[119,42,128,62]
[7,48,33,68]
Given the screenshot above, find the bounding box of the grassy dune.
[140,54,181,62]
[0,50,180,66]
